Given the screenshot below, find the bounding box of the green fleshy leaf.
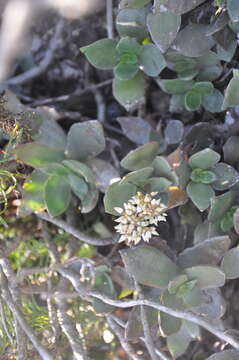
[147,10,181,53]
[126,306,158,340]
[140,44,166,76]
[178,236,231,268]
[187,182,215,212]
[227,0,239,22]
[190,168,217,184]
[185,265,225,289]
[157,79,193,94]
[208,191,235,222]
[167,324,192,358]
[168,274,188,295]
[23,170,48,211]
[116,8,148,42]
[193,81,214,95]
[86,158,119,192]
[221,246,239,279]
[104,181,137,215]
[81,186,99,213]
[223,136,239,166]
[114,61,139,80]
[44,175,71,216]
[212,163,239,190]
[220,206,239,233]
[174,24,215,57]
[120,167,154,185]
[165,120,184,145]
[159,291,183,336]
[120,246,181,289]
[121,142,159,171]
[80,39,118,69]
[15,143,65,168]
[116,37,142,56]
[62,160,96,184]
[152,156,178,184]
[165,0,206,15]
[145,177,172,192]
[189,148,220,170]
[113,71,145,110]
[65,121,105,161]
[40,163,70,176]
[184,90,201,111]
[223,69,239,109]
[68,174,88,201]
[202,89,224,113]
[176,280,197,298]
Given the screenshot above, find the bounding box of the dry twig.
[106,315,141,360]
[37,212,115,246]
[0,266,53,360]
[58,268,239,351]
[6,19,64,86]
[134,280,159,360]
[56,278,90,360]
[30,79,113,107]
[106,0,114,39]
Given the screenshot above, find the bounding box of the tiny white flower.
[151,192,158,196]
[114,207,123,214]
[114,192,167,246]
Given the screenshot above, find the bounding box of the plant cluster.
[12,113,239,359]
[81,0,239,111]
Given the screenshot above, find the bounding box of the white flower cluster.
[114,192,167,245]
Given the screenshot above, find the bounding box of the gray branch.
[110,315,171,360]
[6,20,64,86]
[37,212,115,246]
[0,258,28,360]
[56,278,91,360]
[134,280,159,360]
[106,315,141,360]
[0,266,53,360]
[58,268,239,350]
[106,0,114,39]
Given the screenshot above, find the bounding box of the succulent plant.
[120,242,228,357]
[104,141,186,217]
[81,0,239,113]
[14,120,113,216]
[185,148,239,211]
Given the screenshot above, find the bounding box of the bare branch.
[110,315,171,360]
[56,278,91,360]
[106,0,114,39]
[0,266,53,360]
[0,298,14,345]
[37,212,115,246]
[134,280,158,360]
[58,268,239,350]
[30,79,113,107]
[47,280,61,342]
[106,315,141,360]
[0,258,28,360]
[93,88,106,123]
[6,19,64,86]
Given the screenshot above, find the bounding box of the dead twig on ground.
[30,79,113,107]
[6,19,64,86]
